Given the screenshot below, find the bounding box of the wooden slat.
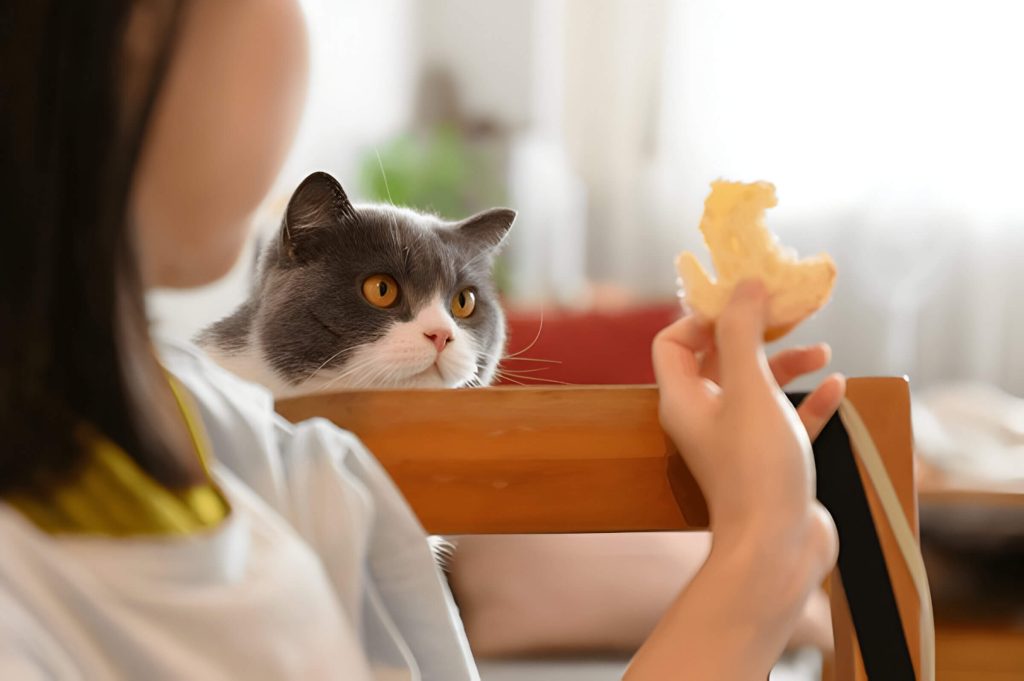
[825,571,864,681]
[843,377,921,681]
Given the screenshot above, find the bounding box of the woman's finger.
[653,316,716,438]
[768,343,831,387]
[652,316,714,383]
[796,373,846,441]
[715,280,772,393]
[698,344,721,383]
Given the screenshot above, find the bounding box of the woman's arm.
[450,337,839,659]
[451,531,833,658]
[626,281,842,679]
[451,532,713,655]
[626,513,836,678]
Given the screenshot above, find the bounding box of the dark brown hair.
[0,1,201,493]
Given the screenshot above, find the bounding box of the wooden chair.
[277,377,923,681]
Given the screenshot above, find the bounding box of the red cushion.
[497,304,681,386]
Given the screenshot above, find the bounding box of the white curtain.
[542,0,1024,393]
[650,0,1024,392]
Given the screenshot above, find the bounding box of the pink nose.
[424,330,452,353]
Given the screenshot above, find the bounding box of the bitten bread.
[676,180,836,341]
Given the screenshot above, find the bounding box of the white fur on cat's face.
[305,296,481,392]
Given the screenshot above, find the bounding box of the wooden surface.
[277,378,922,681]
[934,620,1024,680]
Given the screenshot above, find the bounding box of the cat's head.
[251,171,514,393]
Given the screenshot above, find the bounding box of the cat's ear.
[281,171,355,262]
[455,208,516,254]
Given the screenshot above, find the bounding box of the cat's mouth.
[421,363,446,382]
[380,363,446,390]
[415,360,476,389]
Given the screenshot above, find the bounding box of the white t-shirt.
[0,341,478,681]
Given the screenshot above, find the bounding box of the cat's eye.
[362,274,400,308]
[451,288,476,318]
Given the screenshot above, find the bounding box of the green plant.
[358,124,506,220]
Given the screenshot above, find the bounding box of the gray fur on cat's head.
[198,171,515,396]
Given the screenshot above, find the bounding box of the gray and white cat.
[198,171,515,397]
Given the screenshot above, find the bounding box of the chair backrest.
[277,376,922,681]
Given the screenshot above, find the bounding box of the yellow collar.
[6,379,230,537]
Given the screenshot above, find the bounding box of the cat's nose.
[424,330,452,353]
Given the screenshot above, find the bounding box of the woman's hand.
[627,281,842,680]
[653,281,843,548]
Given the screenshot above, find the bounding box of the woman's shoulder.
[156,337,291,505]
[157,337,293,459]
[155,337,377,518]
[158,337,274,408]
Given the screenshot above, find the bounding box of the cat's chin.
[331,365,463,391]
[287,365,471,394]
[402,365,454,390]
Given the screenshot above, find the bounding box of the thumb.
[715,280,773,392]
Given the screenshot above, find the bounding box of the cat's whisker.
[374,148,394,205]
[355,358,412,390]
[371,365,402,388]
[495,366,552,375]
[304,346,351,383]
[498,373,572,386]
[315,352,384,392]
[494,373,527,387]
[500,356,562,365]
[505,311,545,359]
[316,368,360,392]
[494,366,570,385]
[464,365,489,388]
[307,342,376,387]
[357,361,400,389]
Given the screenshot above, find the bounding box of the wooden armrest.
[278,385,704,534]
[275,379,913,533]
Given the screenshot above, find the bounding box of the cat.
[197,171,515,397]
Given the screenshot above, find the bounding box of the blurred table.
[918,465,1024,680]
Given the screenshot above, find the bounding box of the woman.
[0,1,842,678]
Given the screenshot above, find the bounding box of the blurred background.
[147,2,1024,677]
[152,0,1024,395]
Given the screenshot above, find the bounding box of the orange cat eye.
[362,274,400,308]
[451,288,476,319]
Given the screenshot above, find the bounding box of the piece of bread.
[675,180,836,341]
